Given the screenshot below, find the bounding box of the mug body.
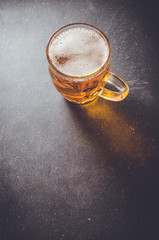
[46,23,111,104]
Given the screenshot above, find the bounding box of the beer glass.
[46,23,129,104]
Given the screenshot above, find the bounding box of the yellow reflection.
[74,97,150,168]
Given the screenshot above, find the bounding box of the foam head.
[49,28,109,77]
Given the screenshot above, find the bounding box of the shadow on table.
[66,96,158,171]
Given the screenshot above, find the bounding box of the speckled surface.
[0,0,159,239]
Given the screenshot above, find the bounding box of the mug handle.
[98,72,129,101]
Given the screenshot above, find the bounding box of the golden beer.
[46,24,129,104]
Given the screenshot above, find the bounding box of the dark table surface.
[0,0,159,239]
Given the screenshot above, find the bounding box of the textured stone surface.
[0,0,159,239]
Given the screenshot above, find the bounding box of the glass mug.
[46,23,129,104]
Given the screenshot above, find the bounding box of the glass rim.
[46,23,111,80]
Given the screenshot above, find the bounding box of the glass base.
[64,96,98,105]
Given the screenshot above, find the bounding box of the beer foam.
[49,28,109,77]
